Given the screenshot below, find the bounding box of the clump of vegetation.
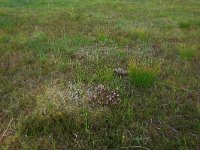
[128,59,159,88]
[97,33,110,43]
[178,44,197,60]
[179,22,191,29]
[131,28,151,42]
[90,84,120,107]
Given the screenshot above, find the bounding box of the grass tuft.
[128,59,159,88]
[179,22,191,29]
[178,44,197,60]
[131,28,151,42]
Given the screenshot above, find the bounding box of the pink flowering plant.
[90,84,120,107]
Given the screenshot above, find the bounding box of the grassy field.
[0,0,200,149]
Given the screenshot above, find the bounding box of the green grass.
[128,60,159,88]
[178,44,197,60]
[0,0,200,149]
[179,22,191,29]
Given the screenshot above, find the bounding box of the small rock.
[114,68,128,76]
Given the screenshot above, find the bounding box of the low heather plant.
[90,84,120,107]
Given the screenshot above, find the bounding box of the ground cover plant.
[0,0,200,149]
[128,59,160,88]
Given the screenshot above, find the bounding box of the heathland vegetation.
[0,0,200,149]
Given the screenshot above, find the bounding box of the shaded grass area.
[0,0,200,149]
